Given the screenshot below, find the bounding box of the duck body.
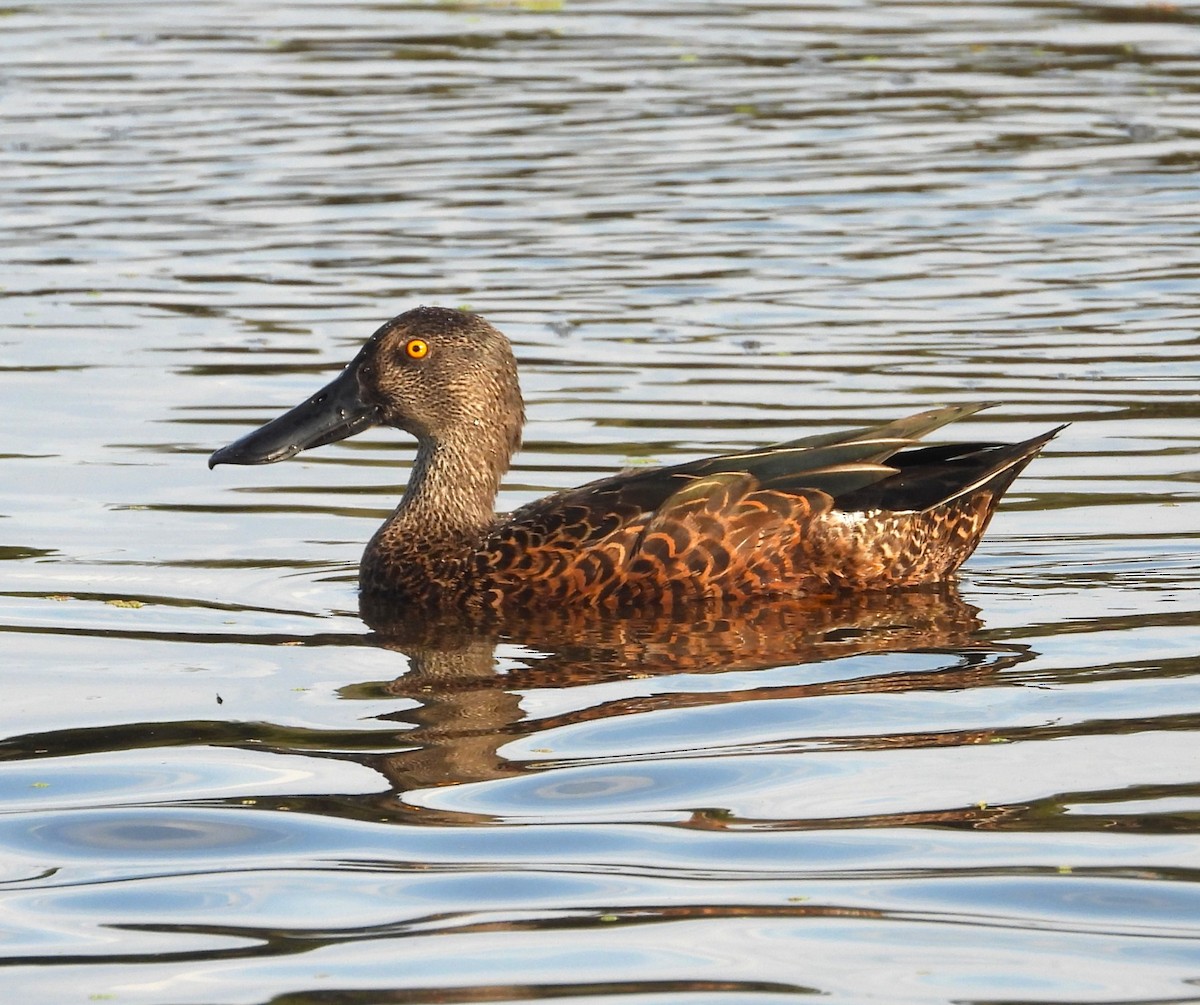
[210,307,1061,612]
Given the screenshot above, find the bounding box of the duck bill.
[208,363,379,468]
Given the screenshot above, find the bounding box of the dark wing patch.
[836,426,1064,513]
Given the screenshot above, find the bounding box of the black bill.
[208,361,379,468]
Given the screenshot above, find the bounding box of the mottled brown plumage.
[210,306,1062,612]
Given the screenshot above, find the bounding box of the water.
[3,1,1199,1002]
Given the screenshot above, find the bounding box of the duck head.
[208,306,525,470]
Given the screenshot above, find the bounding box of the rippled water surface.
[3,1,1200,1002]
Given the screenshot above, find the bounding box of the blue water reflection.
[2,0,1200,1002]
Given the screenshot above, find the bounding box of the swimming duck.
[210,306,1061,611]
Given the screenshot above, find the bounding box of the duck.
[209,306,1062,612]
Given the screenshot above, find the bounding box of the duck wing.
[505,403,1017,539]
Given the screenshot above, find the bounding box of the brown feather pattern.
[210,307,1062,612]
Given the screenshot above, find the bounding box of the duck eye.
[404,338,430,360]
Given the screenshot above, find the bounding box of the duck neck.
[391,428,509,539]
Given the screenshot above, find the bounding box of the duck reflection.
[350,585,1031,811]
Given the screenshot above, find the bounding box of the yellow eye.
[405,338,430,360]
